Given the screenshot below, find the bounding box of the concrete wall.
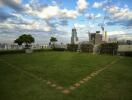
[118,45,132,52]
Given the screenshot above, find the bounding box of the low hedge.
[0,50,25,55]
[34,49,52,52]
[67,44,78,51]
[80,44,93,52]
[0,49,52,55]
[52,48,65,51]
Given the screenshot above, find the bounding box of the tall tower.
[71,27,78,44]
[101,26,108,42]
[101,26,105,41]
[105,31,108,42]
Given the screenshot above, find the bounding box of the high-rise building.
[89,31,102,45]
[101,26,108,42]
[71,27,78,44]
[104,31,108,42]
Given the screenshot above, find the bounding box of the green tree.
[50,37,57,48]
[14,34,35,48]
[14,38,23,45]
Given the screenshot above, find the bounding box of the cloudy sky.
[0,0,132,44]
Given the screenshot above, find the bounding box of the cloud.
[17,21,51,32]
[117,34,132,40]
[107,6,132,20]
[26,3,79,19]
[76,0,88,13]
[13,0,21,4]
[1,0,24,12]
[0,10,13,21]
[108,30,126,36]
[93,2,103,8]
[60,9,79,19]
[108,31,132,41]
[25,4,58,19]
[106,5,132,27]
[85,13,101,19]
[92,0,110,9]
[74,23,87,29]
[35,6,60,19]
[58,19,68,26]
[107,19,132,26]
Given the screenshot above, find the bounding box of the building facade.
[89,31,102,45]
[71,28,78,44]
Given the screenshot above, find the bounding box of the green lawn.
[0,51,132,100]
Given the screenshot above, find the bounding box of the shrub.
[67,44,78,51]
[0,50,25,55]
[80,44,93,52]
[34,49,52,52]
[100,43,118,55]
[0,49,52,55]
[52,48,65,51]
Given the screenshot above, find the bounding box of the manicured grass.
[0,51,132,100]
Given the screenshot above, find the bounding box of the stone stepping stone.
[74,83,80,87]
[69,86,75,90]
[51,84,57,87]
[46,81,52,85]
[62,89,70,94]
[79,80,85,84]
[56,86,64,90]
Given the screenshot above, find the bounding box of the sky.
[0,0,132,44]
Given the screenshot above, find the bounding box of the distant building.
[71,27,78,44]
[0,43,23,50]
[89,31,103,45]
[118,40,132,56]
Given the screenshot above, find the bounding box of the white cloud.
[60,9,79,19]
[93,0,110,9]
[117,34,132,40]
[74,23,87,29]
[0,19,51,32]
[85,13,101,19]
[107,6,132,20]
[85,13,94,19]
[0,22,16,29]
[18,21,51,32]
[26,5,60,19]
[105,5,132,27]
[93,2,103,8]
[107,6,120,14]
[95,13,101,18]
[25,4,79,19]
[76,0,88,12]
[37,6,60,19]
[109,31,132,40]
[56,25,70,33]
[74,23,96,33]
[108,30,126,36]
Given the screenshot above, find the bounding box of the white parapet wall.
[118,45,132,52]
